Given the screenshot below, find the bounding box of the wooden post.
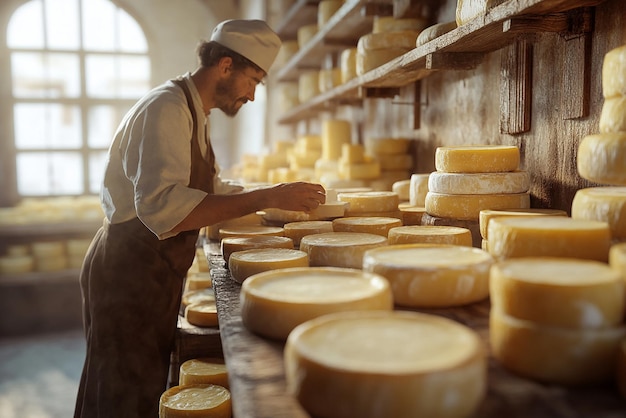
[500,39,533,134]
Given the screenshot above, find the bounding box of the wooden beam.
[426,52,484,71]
[500,39,533,134]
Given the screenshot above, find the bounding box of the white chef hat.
[210,19,282,74]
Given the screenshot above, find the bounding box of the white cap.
[210,19,282,74]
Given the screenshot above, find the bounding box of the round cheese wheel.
[300,232,387,269]
[490,257,625,328]
[363,244,493,307]
[416,21,457,46]
[337,191,399,213]
[368,138,411,155]
[338,160,381,180]
[490,309,626,385]
[184,272,212,292]
[207,212,262,241]
[602,44,626,99]
[356,47,409,75]
[319,68,342,93]
[241,267,393,340]
[340,47,358,83]
[220,235,293,264]
[5,244,30,257]
[159,384,231,418]
[428,170,530,195]
[435,145,520,173]
[577,133,626,186]
[332,216,402,237]
[218,226,284,242]
[610,242,626,278]
[600,97,626,133]
[479,208,567,240]
[391,179,411,201]
[283,221,334,247]
[387,225,473,246]
[0,255,35,275]
[398,205,426,225]
[228,248,309,283]
[285,310,486,418]
[357,31,421,51]
[275,40,299,68]
[425,191,530,221]
[318,0,344,27]
[456,0,506,26]
[409,173,429,207]
[182,288,215,309]
[488,217,611,262]
[179,358,228,388]
[185,301,219,327]
[297,24,318,49]
[322,120,351,160]
[299,70,320,103]
[372,16,429,34]
[571,187,626,240]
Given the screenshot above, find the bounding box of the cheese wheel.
[340,143,365,163]
[297,134,322,150]
[416,21,457,46]
[159,384,231,418]
[338,161,381,180]
[299,71,320,103]
[340,47,358,83]
[357,31,421,51]
[184,272,212,292]
[363,244,493,307]
[319,68,342,93]
[0,255,35,275]
[275,40,299,68]
[409,173,430,206]
[618,340,626,399]
[322,120,351,160]
[600,97,626,133]
[425,191,530,221]
[610,242,626,279]
[300,232,387,269]
[185,301,219,327]
[456,0,506,26]
[479,208,567,240]
[343,209,402,219]
[490,258,625,328]
[193,248,209,272]
[435,145,520,173]
[368,138,411,155]
[5,244,30,257]
[356,47,410,75]
[376,153,413,171]
[387,225,473,246]
[31,241,65,258]
[241,267,393,340]
[337,191,399,213]
[207,212,262,240]
[372,16,429,34]
[490,309,626,385]
[179,358,228,388]
[391,179,411,201]
[218,226,284,242]
[602,44,626,99]
[577,133,626,186]
[228,248,309,283]
[428,170,530,195]
[488,217,611,262]
[220,235,293,264]
[297,24,318,49]
[571,187,626,240]
[332,216,402,237]
[398,205,426,225]
[182,288,215,308]
[284,310,486,418]
[283,221,334,247]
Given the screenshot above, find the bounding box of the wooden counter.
[206,242,626,418]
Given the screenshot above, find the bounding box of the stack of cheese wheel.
[479,208,567,251]
[487,216,611,262]
[338,190,400,218]
[159,384,231,418]
[338,143,380,181]
[319,66,342,93]
[366,138,413,191]
[332,216,401,237]
[182,285,218,328]
[228,248,309,283]
[490,257,626,385]
[387,225,473,246]
[571,187,626,243]
[456,0,507,26]
[179,358,229,388]
[31,241,68,272]
[288,134,321,173]
[416,21,457,46]
[409,172,429,211]
[300,232,387,269]
[363,244,493,307]
[240,267,393,340]
[283,221,333,248]
[284,310,486,418]
[0,244,34,275]
[578,44,626,185]
[220,235,293,264]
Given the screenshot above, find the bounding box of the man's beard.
[215,75,248,117]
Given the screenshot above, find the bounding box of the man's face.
[215,66,265,117]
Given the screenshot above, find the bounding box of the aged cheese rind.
[577,133,626,186]
[332,216,402,237]
[300,232,387,269]
[337,191,399,213]
[435,145,520,173]
[283,221,334,247]
[179,358,229,388]
[228,248,309,283]
[387,225,472,246]
[479,208,567,240]
[185,301,219,327]
[425,191,530,221]
[221,235,293,264]
[428,171,530,195]
[416,21,457,46]
[602,44,626,99]
[599,97,626,133]
[159,384,231,418]
[571,187,626,240]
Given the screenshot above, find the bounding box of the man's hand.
[266,182,326,212]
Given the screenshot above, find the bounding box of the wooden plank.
[275,0,321,40]
[500,39,533,134]
[426,52,485,70]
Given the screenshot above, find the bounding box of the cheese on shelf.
[297,24,318,49]
[340,47,358,83]
[577,133,626,186]
[425,191,530,221]
[398,205,427,225]
[602,44,626,99]
[185,301,219,327]
[318,68,342,93]
[372,16,429,34]
[207,212,262,240]
[479,208,567,240]
[363,244,493,307]
[228,248,309,284]
[356,47,411,75]
[337,191,399,213]
[490,309,626,385]
[610,242,626,279]
[31,241,65,258]
[322,120,352,160]
[416,21,457,46]
[182,288,215,309]
[282,221,334,248]
[387,225,473,246]
[571,187,626,240]
[358,31,422,51]
[0,255,35,275]
[184,272,212,292]
[284,310,486,418]
[298,70,320,103]
[368,138,411,155]
[241,267,393,340]
[490,258,625,328]
[218,226,284,242]
[332,216,402,237]
[428,170,530,195]
[409,173,430,207]
[159,384,231,418]
[300,232,387,269]
[318,0,344,28]
[179,358,229,388]
[488,217,611,262]
[435,145,520,173]
[220,235,293,264]
[391,179,411,201]
[338,160,381,180]
[456,0,507,26]
[600,97,626,134]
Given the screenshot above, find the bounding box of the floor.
[0,329,85,418]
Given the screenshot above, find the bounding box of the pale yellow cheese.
[193,247,209,272]
[220,235,293,264]
[435,145,520,173]
[297,24,318,49]
[600,97,626,133]
[610,242,626,279]
[488,217,611,262]
[456,0,507,26]
[184,272,212,292]
[372,16,429,34]
[31,241,65,258]
[363,244,493,307]
[387,225,473,246]
[602,44,626,99]
[368,138,411,155]
[318,68,342,93]
[228,248,309,283]
[391,179,411,201]
[490,258,625,328]
[5,244,30,257]
[284,310,486,418]
[159,384,231,418]
[428,170,530,195]
[416,21,457,46]
[322,119,352,160]
[479,208,568,240]
[241,267,393,340]
[332,216,402,237]
[283,221,334,247]
[218,226,284,242]
[182,288,215,309]
[340,143,365,163]
[571,187,626,240]
[398,205,426,225]
[344,209,402,219]
[490,309,626,385]
[356,47,410,75]
[340,47,358,83]
[357,31,421,51]
[337,191,399,213]
[207,212,262,241]
[577,133,626,186]
[425,191,530,221]
[299,70,320,103]
[318,0,344,27]
[278,81,300,113]
[409,173,430,207]
[338,160,381,180]
[185,301,219,327]
[179,358,228,388]
[0,255,35,275]
[481,239,489,251]
[300,232,387,269]
[296,134,322,151]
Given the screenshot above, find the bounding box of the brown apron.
[74,78,215,418]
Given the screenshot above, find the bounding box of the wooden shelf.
[275,0,321,40]
[276,0,607,124]
[0,268,81,285]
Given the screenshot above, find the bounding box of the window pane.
[7,0,44,49]
[119,9,148,52]
[88,105,126,147]
[82,0,115,51]
[85,54,150,98]
[14,103,82,149]
[89,151,107,193]
[17,152,83,195]
[46,0,80,50]
[11,52,80,98]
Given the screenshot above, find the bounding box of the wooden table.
[206,242,626,418]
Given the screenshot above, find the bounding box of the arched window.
[7,0,151,197]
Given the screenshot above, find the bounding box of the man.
[74,19,325,418]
